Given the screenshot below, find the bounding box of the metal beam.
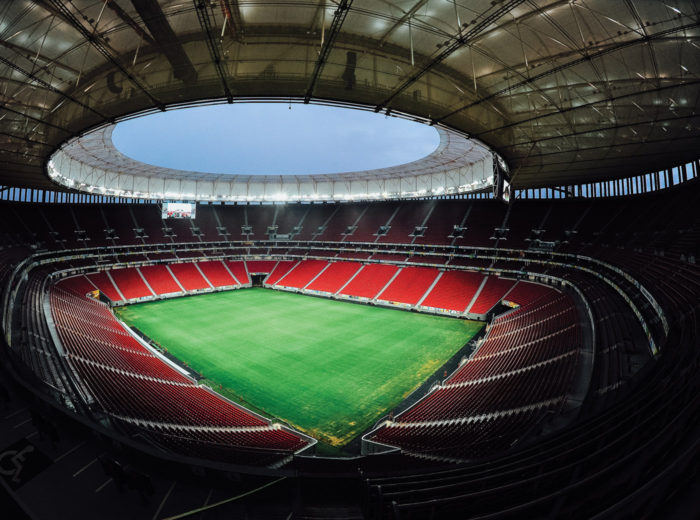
[304,0,354,104]
[0,147,43,159]
[509,133,700,166]
[501,110,700,149]
[0,105,70,134]
[105,0,156,48]
[624,0,661,88]
[0,97,65,126]
[375,0,527,112]
[41,0,164,109]
[0,39,80,76]
[475,80,700,138]
[435,21,700,125]
[219,0,244,42]
[194,0,233,102]
[130,0,198,84]
[377,0,428,47]
[307,1,326,35]
[0,132,49,147]
[0,55,106,119]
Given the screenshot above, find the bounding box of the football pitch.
[115,288,483,446]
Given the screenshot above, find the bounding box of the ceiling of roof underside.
[1,0,699,190]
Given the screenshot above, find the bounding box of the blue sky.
[111,103,440,175]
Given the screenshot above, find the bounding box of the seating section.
[502,281,557,308]
[137,426,304,467]
[414,200,468,245]
[399,357,576,423]
[225,260,250,284]
[339,263,399,299]
[3,185,700,515]
[105,206,140,245]
[315,204,364,241]
[139,422,305,453]
[306,261,363,293]
[365,264,700,519]
[246,205,276,240]
[275,260,328,288]
[51,285,193,384]
[379,202,434,243]
[169,218,198,243]
[109,267,154,300]
[4,184,700,264]
[139,265,182,294]
[348,203,398,242]
[264,261,298,286]
[86,272,122,301]
[294,204,337,241]
[372,410,540,461]
[190,204,218,240]
[595,249,700,318]
[544,266,652,397]
[421,271,484,311]
[458,204,507,247]
[377,266,439,305]
[197,260,237,287]
[169,263,210,291]
[273,205,307,237]
[49,285,308,457]
[57,274,98,297]
[73,205,110,247]
[76,362,262,426]
[500,200,550,248]
[469,276,517,314]
[369,286,582,459]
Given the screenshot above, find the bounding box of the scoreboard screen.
[502,178,512,204]
[162,202,196,219]
[493,153,512,204]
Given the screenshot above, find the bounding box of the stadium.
[0,1,698,519]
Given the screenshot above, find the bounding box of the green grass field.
[115,288,483,446]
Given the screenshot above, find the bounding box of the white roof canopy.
[48,110,494,201]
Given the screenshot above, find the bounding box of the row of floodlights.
[48,161,493,202]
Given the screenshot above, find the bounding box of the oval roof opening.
[112,103,440,176]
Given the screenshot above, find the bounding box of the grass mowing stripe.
[116,288,483,446]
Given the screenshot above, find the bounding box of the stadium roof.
[1,0,699,191]
[48,117,493,201]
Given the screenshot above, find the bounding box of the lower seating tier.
[139,265,182,294]
[47,285,309,458]
[367,284,583,459]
